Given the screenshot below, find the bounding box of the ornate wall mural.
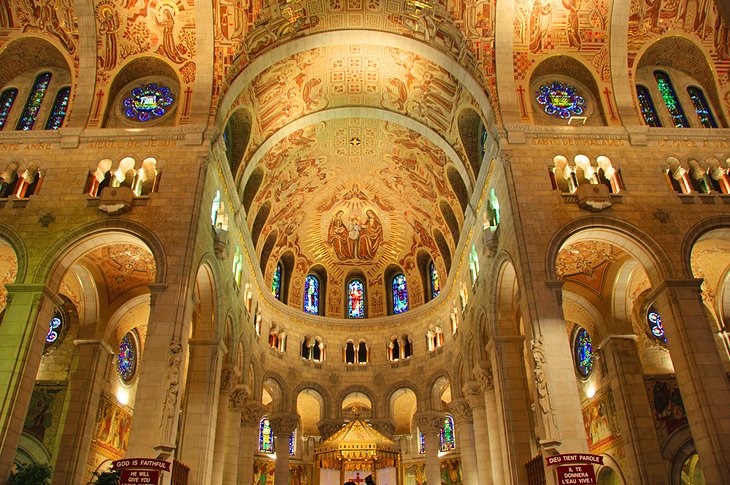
[556,241,619,295]
[86,244,156,303]
[581,387,623,457]
[0,1,78,54]
[22,383,67,455]
[644,376,688,443]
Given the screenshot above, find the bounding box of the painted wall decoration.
[22,383,67,453]
[581,387,622,456]
[1,0,78,54]
[289,464,312,485]
[327,191,385,262]
[253,459,275,485]
[0,243,18,311]
[91,394,132,460]
[403,462,427,485]
[440,458,463,485]
[645,377,688,442]
[87,244,156,303]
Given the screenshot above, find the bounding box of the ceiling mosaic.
[85,243,157,303]
[556,240,619,295]
[250,118,460,318]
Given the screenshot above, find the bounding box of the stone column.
[653,279,730,484]
[0,285,59,482]
[600,335,666,484]
[52,340,114,485]
[474,365,503,485]
[414,411,444,485]
[178,339,225,485]
[238,402,267,485]
[222,386,248,485]
[269,412,299,485]
[449,398,478,485]
[464,379,491,485]
[210,367,237,485]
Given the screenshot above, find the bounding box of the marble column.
[270,412,299,485]
[474,364,504,485]
[414,411,444,485]
[449,398,479,485]
[222,386,248,485]
[238,402,267,485]
[51,340,113,485]
[178,339,225,485]
[464,379,492,485]
[0,285,59,482]
[210,367,237,485]
[653,279,730,484]
[600,335,666,484]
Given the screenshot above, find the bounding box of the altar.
[315,416,400,485]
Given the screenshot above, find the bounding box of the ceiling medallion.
[123,83,174,122]
[536,82,585,119]
[349,137,361,146]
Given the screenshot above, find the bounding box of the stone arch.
[382,381,423,417]
[259,230,277,276]
[434,229,452,274]
[294,387,327,435]
[425,369,451,410]
[475,306,490,363]
[493,255,520,336]
[251,200,271,249]
[451,354,465,399]
[262,372,288,412]
[0,223,28,285]
[337,386,377,418]
[457,107,485,181]
[291,382,332,418]
[681,216,730,279]
[242,166,264,216]
[562,290,608,341]
[447,164,469,214]
[223,107,253,181]
[191,258,220,339]
[0,36,73,91]
[439,199,461,248]
[611,259,641,324]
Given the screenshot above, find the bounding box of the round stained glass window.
[45,309,64,348]
[122,83,174,122]
[573,327,594,378]
[647,306,667,343]
[117,330,139,384]
[536,82,586,119]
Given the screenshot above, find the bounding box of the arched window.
[303,274,320,315]
[687,86,718,128]
[347,279,365,318]
[392,273,409,314]
[679,452,705,485]
[654,71,689,128]
[211,190,221,226]
[17,72,52,131]
[469,245,479,285]
[271,262,282,300]
[117,330,140,385]
[259,417,274,453]
[357,341,368,363]
[573,326,594,378]
[45,86,71,130]
[232,246,243,287]
[0,88,18,130]
[289,430,296,455]
[45,309,64,349]
[440,415,456,451]
[429,261,441,299]
[345,341,355,364]
[418,432,425,454]
[647,306,667,343]
[636,85,661,127]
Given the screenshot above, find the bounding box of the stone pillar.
[600,335,666,484]
[52,340,114,485]
[238,402,267,485]
[210,367,237,485]
[464,379,491,485]
[653,279,730,484]
[449,398,478,485]
[222,386,248,485]
[178,339,225,485]
[488,336,534,484]
[414,411,444,485]
[0,285,59,482]
[474,365,504,485]
[269,412,299,485]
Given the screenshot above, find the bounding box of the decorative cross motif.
[350,472,366,484]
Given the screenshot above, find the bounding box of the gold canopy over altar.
[315,416,400,484]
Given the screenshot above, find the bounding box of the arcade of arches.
[1,1,730,485]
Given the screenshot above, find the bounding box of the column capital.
[269,412,299,436]
[448,398,472,424]
[219,366,240,394]
[462,379,486,408]
[241,401,268,427]
[647,278,704,302]
[317,418,345,441]
[413,410,445,436]
[369,418,396,438]
[472,364,494,392]
[229,385,249,411]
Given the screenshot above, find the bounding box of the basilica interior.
[0,0,729,484]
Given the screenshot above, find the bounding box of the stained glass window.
[347,279,365,318]
[45,87,71,130]
[289,431,296,455]
[17,72,52,131]
[536,82,586,119]
[259,417,274,453]
[419,431,425,454]
[430,261,441,299]
[123,83,174,122]
[45,310,63,347]
[573,327,594,378]
[272,262,282,300]
[392,273,409,314]
[117,330,139,384]
[469,245,479,285]
[636,85,661,127]
[654,71,689,128]
[440,415,456,451]
[687,86,717,128]
[647,306,667,343]
[211,190,221,226]
[0,88,18,130]
[303,274,320,315]
[480,125,488,159]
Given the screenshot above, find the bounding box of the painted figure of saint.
[328,210,355,260]
[562,0,582,48]
[357,209,383,260]
[529,0,553,53]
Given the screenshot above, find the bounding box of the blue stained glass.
[289,432,295,455]
[536,82,585,119]
[17,72,52,131]
[392,273,409,314]
[418,432,425,454]
[347,279,365,318]
[303,274,319,315]
[45,311,63,345]
[687,87,717,128]
[480,125,487,159]
[45,87,71,130]
[440,415,456,451]
[573,327,594,378]
[0,88,18,130]
[430,261,441,299]
[123,83,174,122]
[117,331,138,383]
[636,85,661,127]
[259,418,274,453]
[271,263,282,300]
[648,307,667,343]
[654,72,689,128]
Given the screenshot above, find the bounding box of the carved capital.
[219,366,238,394]
[472,365,494,392]
[241,401,268,427]
[462,380,485,409]
[269,412,299,435]
[448,398,472,424]
[413,410,445,436]
[318,419,345,441]
[369,418,396,438]
[229,385,249,411]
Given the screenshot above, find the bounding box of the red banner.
[119,469,160,485]
[556,464,596,485]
